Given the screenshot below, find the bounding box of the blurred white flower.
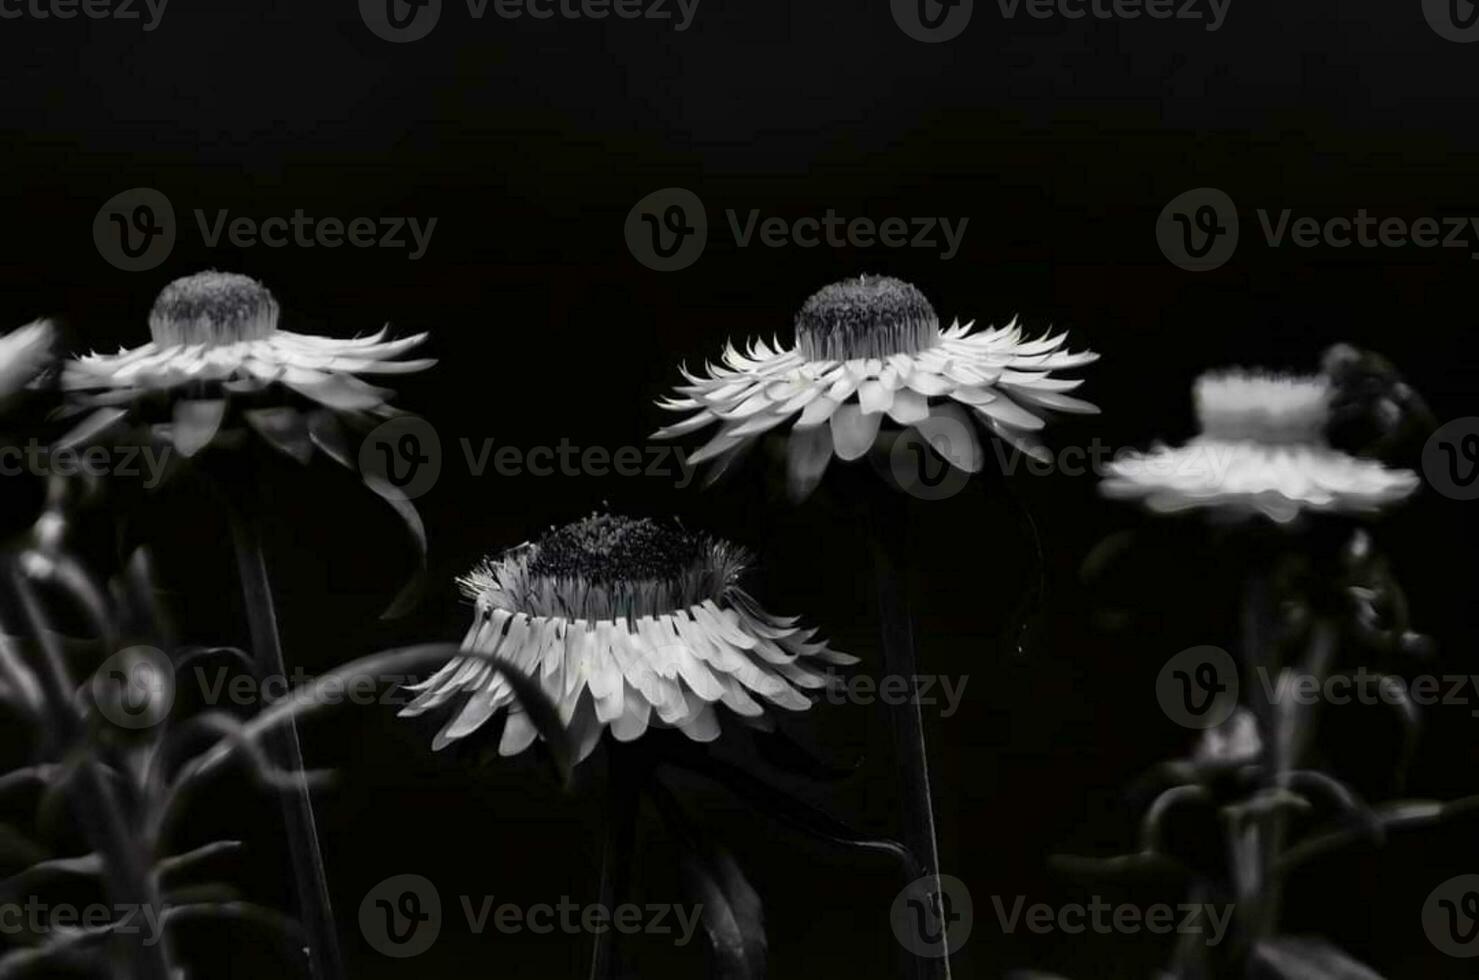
[400,513,854,763]
[653,275,1098,498]
[0,320,55,400]
[1102,371,1418,523]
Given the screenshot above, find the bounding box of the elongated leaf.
[1252,937,1385,979]
[361,473,426,619]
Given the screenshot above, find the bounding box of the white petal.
[829,403,882,461]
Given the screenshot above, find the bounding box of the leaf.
[305,409,352,469]
[243,407,314,464]
[1251,937,1385,979]
[679,849,767,980]
[361,472,427,619]
[54,407,129,452]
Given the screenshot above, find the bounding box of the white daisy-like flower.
[1101,371,1419,523]
[652,275,1100,498]
[399,513,855,763]
[60,270,434,460]
[0,320,55,401]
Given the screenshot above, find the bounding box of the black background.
[1,1,1478,977]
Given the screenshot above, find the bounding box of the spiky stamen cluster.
[794,275,940,361]
[1195,372,1331,446]
[149,271,280,347]
[460,513,751,621]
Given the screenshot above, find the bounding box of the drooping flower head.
[61,270,433,462]
[1102,370,1419,523]
[653,274,1099,498]
[399,513,854,763]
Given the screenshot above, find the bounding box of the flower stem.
[227,511,344,980]
[589,740,643,980]
[865,494,951,980]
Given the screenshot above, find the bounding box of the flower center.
[1195,372,1331,446]
[149,271,279,347]
[794,275,940,361]
[462,514,750,621]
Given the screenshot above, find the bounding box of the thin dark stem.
[227,512,344,980]
[864,492,950,980]
[589,740,643,980]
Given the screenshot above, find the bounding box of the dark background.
[1,1,1478,977]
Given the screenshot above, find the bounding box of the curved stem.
[227,511,343,980]
[865,493,950,980]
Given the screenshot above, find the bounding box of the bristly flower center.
[460,513,750,621]
[794,275,940,361]
[1195,372,1332,446]
[149,271,280,347]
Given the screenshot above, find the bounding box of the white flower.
[63,270,433,416]
[653,275,1099,498]
[1102,371,1419,523]
[399,514,855,763]
[0,320,55,400]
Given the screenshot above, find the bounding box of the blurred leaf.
[1251,936,1384,979]
[750,725,860,782]
[171,399,226,458]
[679,848,767,980]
